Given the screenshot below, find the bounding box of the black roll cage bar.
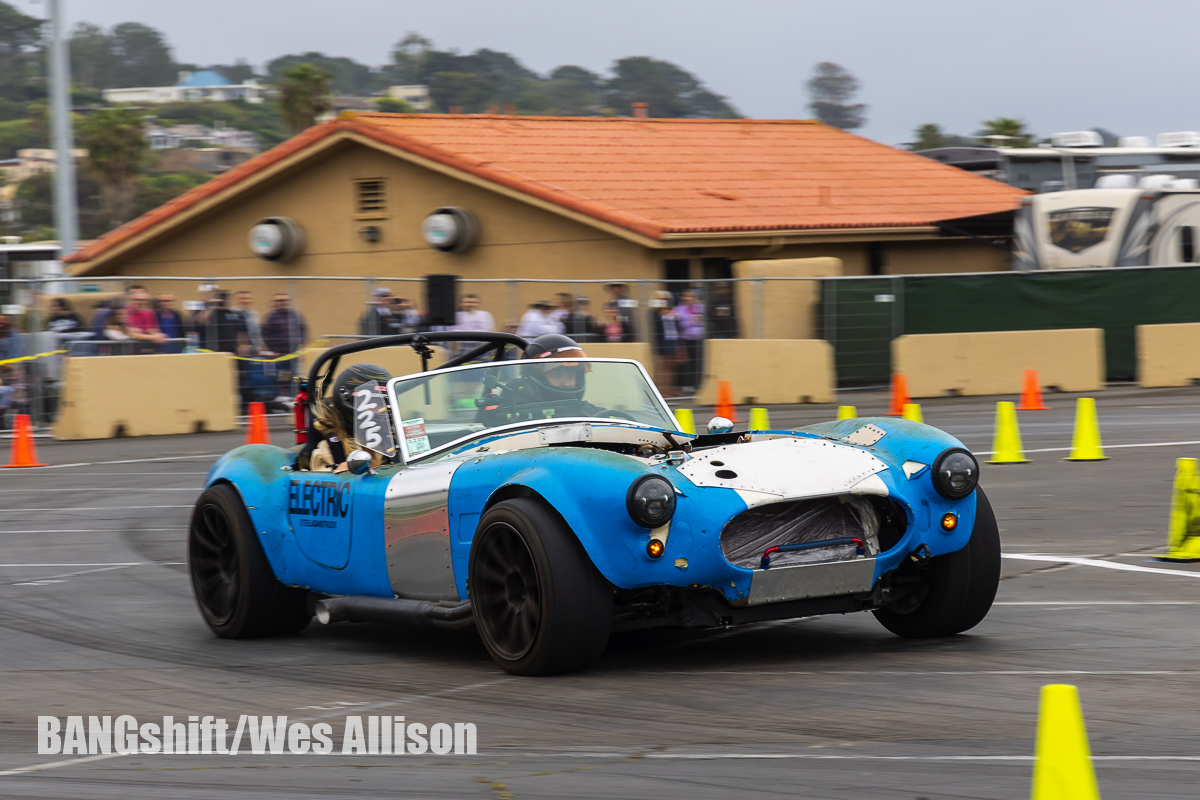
[302,330,529,434]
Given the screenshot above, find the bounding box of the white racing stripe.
[1003,553,1200,578]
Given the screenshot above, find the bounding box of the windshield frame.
[384,357,679,464]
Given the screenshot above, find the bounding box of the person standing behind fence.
[0,315,15,362]
[452,294,495,355]
[263,293,308,406]
[154,293,184,353]
[46,298,83,341]
[391,297,425,334]
[235,291,266,353]
[675,290,706,394]
[649,291,682,395]
[604,283,638,343]
[360,287,394,336]
[562,297,599,344]
[0,369,13,430]
[124,286,167,351]
[517,300,562,338]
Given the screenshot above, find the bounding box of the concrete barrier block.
[55,353,237,440]
[1138,323,1200,387]
[694,339,835,405]
[893,329,1105,397]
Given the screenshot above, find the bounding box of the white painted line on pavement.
[1003,553,1200,578]
[0,752,126,777]
[640,669,1200,677]
[995,600,1200,605]
[977,439,1200,455]
[0,529,181,534]
[27,454,223,470]
[9,562,184,585]
[3,505,194,513]
[504,751,1200,763]
[0,488,199,493]
[0,562,181,568]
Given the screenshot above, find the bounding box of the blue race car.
[188,332,999,676]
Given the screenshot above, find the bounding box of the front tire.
[469,498,612,676]
[188,483,311,638]
[873,487,1000,638]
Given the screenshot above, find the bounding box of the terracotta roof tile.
[67,114,1025,264]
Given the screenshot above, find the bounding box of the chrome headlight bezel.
[931,448,979,500]
[626,475,677,529]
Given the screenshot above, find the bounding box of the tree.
[69,22,117,90]
[373,97,413,113]
[387,32,433,85]
[807,62,866,130]
[206,59,256,85]
[604,57,738,118]
[0,1,43,95]
[267,52,372,96]
[276,63,332,131]
[977,117,1035,148]
[109,22,176,88]
[910,123,947,151]
[79,107,147,228]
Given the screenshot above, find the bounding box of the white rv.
[1014,175,1200,269]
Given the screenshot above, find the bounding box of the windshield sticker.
[402,417,431,455]
[353,384,396,458]
[1048,207,1114,253]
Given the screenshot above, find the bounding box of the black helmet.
[332,363,391,423]
[522,334,587,401]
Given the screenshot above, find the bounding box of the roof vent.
[1117,136,1152,148]
[1096,174,1136,189]
[1171,178,1200,190]
[1138,174,1176,190]
[1157,131,1200,148]
[1050,131,1103,148]
[632,102,648,119]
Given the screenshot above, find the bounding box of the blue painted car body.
[204,414,978,608]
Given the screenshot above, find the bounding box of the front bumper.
[746,557,877,606]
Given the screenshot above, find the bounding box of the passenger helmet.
[332,363,392,424]
[522,334,587,401]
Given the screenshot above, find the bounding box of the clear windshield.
[386,359,677,459]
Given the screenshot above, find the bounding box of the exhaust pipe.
[315,596,474,630]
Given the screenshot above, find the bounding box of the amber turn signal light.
[941,512,958,531]
[646,539,665,558]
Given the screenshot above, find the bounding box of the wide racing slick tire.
[188,482,311,638]
[469,497,613,676]
[872,487,1000,638]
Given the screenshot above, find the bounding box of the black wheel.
[188,483,311,638]
[873,487,1000,638]
[469,498,612,676]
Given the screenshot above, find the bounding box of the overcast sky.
[27,0,1200,146]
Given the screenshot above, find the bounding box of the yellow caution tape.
[0,349,67,366]
[199,338,331,363]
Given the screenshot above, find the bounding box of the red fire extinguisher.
[293,380,309,445]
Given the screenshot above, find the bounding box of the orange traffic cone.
[714,380,739,423]
[886,373,910,416]
[245,402,271,445]
[4,414,46,468]
[1018,369,1050,411]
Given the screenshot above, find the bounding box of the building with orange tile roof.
[63,113,1025,340]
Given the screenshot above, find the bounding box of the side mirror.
[706,416,734,434]
[346,449,376,476]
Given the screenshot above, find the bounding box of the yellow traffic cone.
[836,405,857,420]
[748,407,770,431]
[674,408,696,435]
[1031,684,1101,800]
[989,401,1029,464]
[901,403,923,423]
[1065,398,1107,461]
[1158,458,1200,562]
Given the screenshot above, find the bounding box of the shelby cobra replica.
[189,332,999,676]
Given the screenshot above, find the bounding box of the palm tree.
[278,64,333,132]
[910,123,947,151]
[79,107,147,228]
[978,117,1035,148]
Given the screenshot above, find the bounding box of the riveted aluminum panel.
[384,459,464,601]
[676,437,888,498]
[747,557,877,606]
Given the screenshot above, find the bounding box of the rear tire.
[873,487,1000,638]
[469,498,612,676]
[188,483,311,638]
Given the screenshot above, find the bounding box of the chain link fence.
[4,264,1200,428]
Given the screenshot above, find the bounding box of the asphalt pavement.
[2,386,1200,799]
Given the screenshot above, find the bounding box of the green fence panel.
[820,278,898,386]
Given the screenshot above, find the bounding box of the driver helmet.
[331,363,392,427]
[522,334,587,401]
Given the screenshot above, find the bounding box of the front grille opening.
[720,495,908,569]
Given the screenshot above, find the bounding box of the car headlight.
[626,475,677,529]
[932,448,979,500]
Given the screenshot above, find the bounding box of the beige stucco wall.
[1137,323,1200,387]
[730,257,843,340]
[55,353,237,439]
[893,329,1105,397]
[694,339,835,405]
